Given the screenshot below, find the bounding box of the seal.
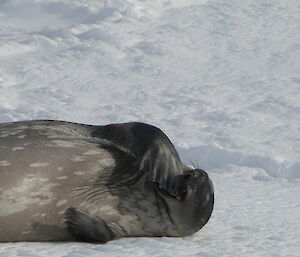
[0,120,214,242]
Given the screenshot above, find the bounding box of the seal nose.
[198,170,213,196]
[192,169,208,178]
[201,178,214,207]
[195,169,209,184]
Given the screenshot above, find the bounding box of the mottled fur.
[0,120,214,242]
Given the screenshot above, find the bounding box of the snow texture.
[0,0,299,256]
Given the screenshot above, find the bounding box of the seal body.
[0,120,214,242]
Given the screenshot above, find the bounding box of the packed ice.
[0,0,299,256]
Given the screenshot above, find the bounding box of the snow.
[0,0,299,256]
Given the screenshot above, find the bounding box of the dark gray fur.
[0,120,214,243]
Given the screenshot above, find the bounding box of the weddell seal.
[0,120,214,242]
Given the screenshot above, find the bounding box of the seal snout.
[200,175,214,206]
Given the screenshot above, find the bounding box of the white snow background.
[0,0,299,256]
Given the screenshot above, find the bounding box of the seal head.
[156,168,214,236]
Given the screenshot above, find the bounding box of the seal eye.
[181,183,188,199]
[180,174,191,200]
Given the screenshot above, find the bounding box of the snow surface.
[0,0,299,256]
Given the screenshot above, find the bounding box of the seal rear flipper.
[64,207,114,243]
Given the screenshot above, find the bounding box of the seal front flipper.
[64,207,114,243]
[91,122,184,199]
